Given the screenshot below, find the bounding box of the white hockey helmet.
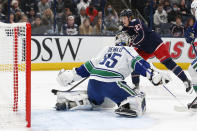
[191,0,197,18]
[115,31,131,46]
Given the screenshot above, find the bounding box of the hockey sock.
[162,58,188,82]
[172,66,188,82]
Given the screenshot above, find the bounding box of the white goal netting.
[0,22,31,128]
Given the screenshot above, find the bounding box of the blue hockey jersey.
[122,19,163,53]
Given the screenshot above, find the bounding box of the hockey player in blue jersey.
[119,9,193,94]
[184,0,197,108]
[55,32,171,117]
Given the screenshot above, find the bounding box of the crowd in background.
[143,0,195,37]
[0,0,120,35]
[0,0,195,37]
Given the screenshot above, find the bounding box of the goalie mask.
[115,32,131,46]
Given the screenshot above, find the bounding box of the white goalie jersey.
[84,45,142,82]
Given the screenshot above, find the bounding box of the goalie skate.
[115,103,138,117]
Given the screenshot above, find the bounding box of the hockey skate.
[115,94,146,117]
[115,103,138,117]
[184,79,193,94]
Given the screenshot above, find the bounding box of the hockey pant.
[87,79,137,106]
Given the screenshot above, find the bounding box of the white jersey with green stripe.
[84,46,142,82]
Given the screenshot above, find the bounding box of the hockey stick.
[122,46,189,109]
[187,40,197,109]
[52,77,88,95]
[171,41,197,111]
[191,40,197,56]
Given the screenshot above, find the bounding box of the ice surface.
[1,71,197,131]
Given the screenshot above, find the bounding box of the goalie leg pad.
[115,92,146,117]
[56,91,92,111]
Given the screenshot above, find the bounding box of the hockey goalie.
[55,32,171,117]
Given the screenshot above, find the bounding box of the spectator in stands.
[185,17,195,28]
[14,9,22,23]
[153,4,168,25]
[77,0,90,13]
[19,14,29,23]
[58,8,73,33]
[179,0,190,15]
[9,13,15,23]
[104,16,119,35]
[20,0,38,15]
[55,0,65,14]
[62,15,79,35]
[168,3,181,23]
[93,18,106,35]
[104,4,119,35]
[91,0,102,11]
[11,0,21,13]
[171,16,184,37]
[104,4,118,23]
[38,0,51,14]
[62,8,73,22]
[163,0,173,14]
[0,4,5,22]
[75,7,88,26]
[32,16,48,35]
[92,11,102,26]
[41,8,54,26]
[169,0,181,5]
[64,0,77,15]
[79,17,93,35]
[86,2,98,24]
[28,8,36,25]
[159,0,165,4]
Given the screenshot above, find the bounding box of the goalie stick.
[52,77,88,95]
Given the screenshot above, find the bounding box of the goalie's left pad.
[56,69,83,87]
[56,91,92,111]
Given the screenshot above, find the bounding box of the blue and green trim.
[84,61,124,79]
[131,56,143,69]
[117,81,137,96]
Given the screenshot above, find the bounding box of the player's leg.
[154,43,193,93]
[188,60,197,92]
[188,60,197,109]
[99,81,146,117]
[87,79,105,105]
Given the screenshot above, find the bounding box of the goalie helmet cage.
[0,22,31,127]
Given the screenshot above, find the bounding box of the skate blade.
[115,112,137,117]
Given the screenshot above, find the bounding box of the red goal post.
[0,22,31,127]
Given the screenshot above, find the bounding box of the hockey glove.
[184,27,196,44]
[146,68,171,86]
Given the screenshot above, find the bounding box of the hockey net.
[0,22,31,128]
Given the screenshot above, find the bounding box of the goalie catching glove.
[56,69,82,87]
